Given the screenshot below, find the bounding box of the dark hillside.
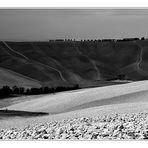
[0,39,148,87]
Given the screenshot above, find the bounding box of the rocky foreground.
[1,112,148,140]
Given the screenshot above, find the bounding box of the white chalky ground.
[1,80,148,140]
[1,112,148,140]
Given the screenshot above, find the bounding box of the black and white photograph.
[1,6,148,141]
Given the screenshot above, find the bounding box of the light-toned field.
[1,80,148,129]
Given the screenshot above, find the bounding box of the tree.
[43,87,50,94]
[117,74,126,80]
[12,86,20,94]
[26,88,30,95]
[0,86,12,96]
[141,37,145,40]
[19,87,25,94]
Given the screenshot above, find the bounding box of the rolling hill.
[4,80,148,113]
[1,39,148,87]
[1,80,148,129]
[0,67,41,88]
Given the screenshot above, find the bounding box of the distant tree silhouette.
[19,87,25,94]
[12,86,20,94]
[141,37,145,40]
[26,88,31,95]
[122,38,139,41]
[0,84,81,98]
[117,74,126,80]
[0,86,12,97]
[43,87,50,94]
[102,39,115,42]
[50,87,55,94]
[30,88,41,95]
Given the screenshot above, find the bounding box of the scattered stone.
[1,112,148,140]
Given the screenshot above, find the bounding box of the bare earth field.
[0,80,148,129]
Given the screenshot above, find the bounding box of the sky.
[1,9,148,41]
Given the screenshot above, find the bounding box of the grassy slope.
[1,39,148,88]
[0,67,41,88]
[0,42,64,84]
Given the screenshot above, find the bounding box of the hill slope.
[0,67,41,88]
[1,80,148,129]
[1,39,148,87]
[5,80,148,113]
